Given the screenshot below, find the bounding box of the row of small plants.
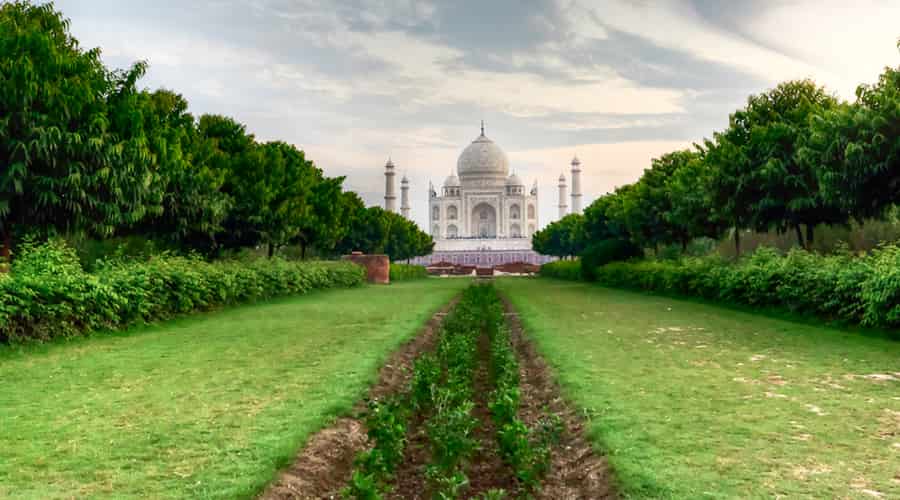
[389,263,429,281]
[344,284,563,499]
[543,244,900,331]
[0,239,366,343]
[344,285,484,499]
[483,289,561,491]
[345,397,410,497]
[422,290,481,498]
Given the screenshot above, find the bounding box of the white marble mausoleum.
[383,123,584,266]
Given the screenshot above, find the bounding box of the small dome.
[401,175,409,184]
[457,131,509,179]
[385,158,395,169]
[443,173,460,187]
[558,173,566,182]
[506,173,524,186]
[571,155,581,167]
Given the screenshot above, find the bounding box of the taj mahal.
[383,123,585,266]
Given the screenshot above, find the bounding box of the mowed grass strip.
[496,278,900,499]
[0,278,468,499]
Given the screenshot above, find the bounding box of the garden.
[2,2,899,499]
[265,282,613,499]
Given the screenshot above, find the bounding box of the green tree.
[803,65,900,222]
[749,80,841,247]
[334,204,432,261]
[135,90,231,250]
[230,141,318,257]
[705,80,840,253]
[531,214,585,258]
[195,114,257,250]
[582,188,632,244]
[620,150,700,251]
[382,210,433,262]
[665,150,725,249]
[0,1,159,255]
[333,192,372,255]
[295,175,347,259]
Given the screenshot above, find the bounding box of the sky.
[55,0,900,230]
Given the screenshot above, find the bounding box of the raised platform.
[409,249,555,267]
[432,237,533,252]
[410,237,555,267]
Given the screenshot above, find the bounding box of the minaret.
[570,156,582,213]
[384,158,396,212]
[558,173,568,219]
[400,174,410,219]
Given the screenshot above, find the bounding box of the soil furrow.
[500,294,617,499]
[465,328,518,496]
[389,412,430,499]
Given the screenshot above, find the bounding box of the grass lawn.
[0,278,468,499]
[496,278,900,499]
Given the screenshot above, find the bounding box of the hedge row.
[539,260,582,281]
[389,263,428,281]
[543,245,900,330]
[0,240,366,343]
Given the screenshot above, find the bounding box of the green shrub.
[389,263,428,281]
[539,260,580,280]
[580,239,642,281]
[0,240,366,343]
[583,245,900,330]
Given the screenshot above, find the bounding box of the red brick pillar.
[342,252,390,284]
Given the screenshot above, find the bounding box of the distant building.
[383,123,585,266]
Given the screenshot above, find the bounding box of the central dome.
[456,131,509,180]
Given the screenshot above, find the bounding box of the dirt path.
[261,299,457,500]
[261,291,616,499]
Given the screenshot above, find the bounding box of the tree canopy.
[0,1,433,261]
[534,56,900,261]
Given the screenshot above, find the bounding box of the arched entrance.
[471,202,497,238]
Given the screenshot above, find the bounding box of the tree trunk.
[0,228,10,272]
[794,225,804,248]
[734,228,741,257]
[681,239,688,253]
[300,241,307,260]
[1,229,10,260]
[267,243,275,258]
[805,224,815,250]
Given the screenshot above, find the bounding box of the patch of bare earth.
[260,299,457,500]
[464,329,519,495]
[501,296,617,500]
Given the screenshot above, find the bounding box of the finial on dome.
[480,120,485,136]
